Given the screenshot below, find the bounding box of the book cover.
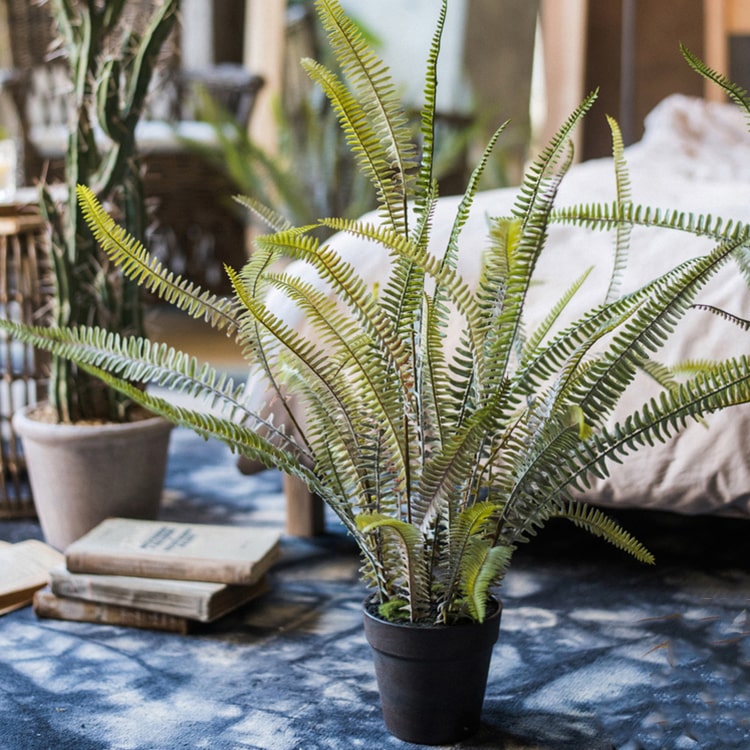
[65,518,281,585]
[33,588,192,633]
[0,540,65,615]
[49,565,269,622]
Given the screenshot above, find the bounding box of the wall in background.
[582,0,704,160]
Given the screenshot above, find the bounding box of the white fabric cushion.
[248,94,750,517]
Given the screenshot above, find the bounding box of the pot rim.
[12,402,174,441]
[362,595,502,630]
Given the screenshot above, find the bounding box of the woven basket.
[0,209,53,517]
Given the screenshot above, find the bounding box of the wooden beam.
[539,0,588,153]
[704,0,728,100]
[244,0,287,154]
[727,0,750,31]
[703,0,750,101]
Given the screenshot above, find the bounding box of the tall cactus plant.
[40,0,179,422]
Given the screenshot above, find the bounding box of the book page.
[0,540,65,613]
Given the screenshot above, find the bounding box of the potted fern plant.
[5,0,750,742]
[11,0,179,549]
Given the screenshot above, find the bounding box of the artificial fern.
[6,0,750,626]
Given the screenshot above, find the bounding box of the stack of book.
[32,518,281,633]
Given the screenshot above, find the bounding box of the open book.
[0,540,65,615]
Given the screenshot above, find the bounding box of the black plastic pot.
[362,599,502,745]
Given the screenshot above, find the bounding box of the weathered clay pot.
[13,404,173,550]
[362,599,502,745]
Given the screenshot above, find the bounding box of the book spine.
[33,589,191,634]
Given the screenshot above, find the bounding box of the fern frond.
[545,355,750,518]
[254,225,412,374]
[0,318,317,483]
[522,268,593,363]
[301,57,408,232]
[356,513,429,621]
[458,543,512,623]
[231,266,412,486]
[418,294,450,447]
[449,502,498,564]
[494,410,584,542]
[413,0,447,209]
[439,502,505,620]
[552,200,750,246]
[691,303,750,331]
[263,271,410,483]
[512,89,597,227]
[605,115,632,303]
[76,185,239,331]
[573,235,747,423]
[309,0,419,233]
[414,388,514,529]
[441,121,509,276]
[481,163,569,398]
[92,368,316,481]
[379,192,433,363]
[513,251,717,398]
[320,217,485,357]
[0,320,314,464]
[233,194,294,233]
[228,251,313,455]
[556,502,654,564]
[283,366,380,536]
[681,44,750,126]
[640,359,680,390]
[413,126,513,423]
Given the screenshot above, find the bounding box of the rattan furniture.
[0,200,52,517]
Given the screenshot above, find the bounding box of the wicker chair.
[0,207,53,517]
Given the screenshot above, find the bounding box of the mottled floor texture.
[1,427,749,750]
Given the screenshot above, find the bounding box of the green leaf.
[459,543,512,623]
[76,185,239,330]
[557,502,654,565]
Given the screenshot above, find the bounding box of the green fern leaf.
[681,44,750,127]
[356,513,429,620]
[605,115,632,303]
[556,502,654,564]
[413,0,447,207]
[76,185,238,331]
[234,194,294,234]
[458,542,512,623]
[521,266,593,362]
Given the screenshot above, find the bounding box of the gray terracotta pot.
[13,404,173,550]
[363,598,502,745]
